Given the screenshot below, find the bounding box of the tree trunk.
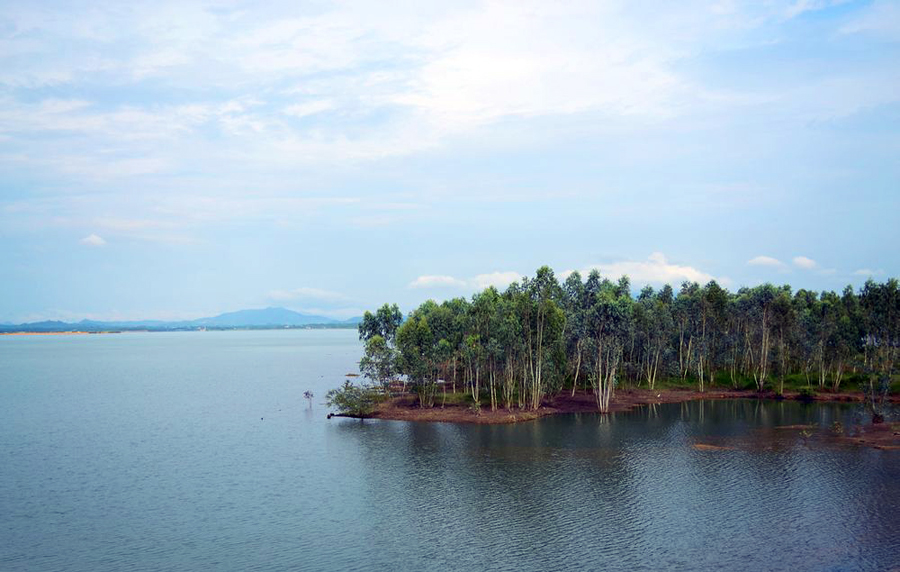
[571,342,582,397]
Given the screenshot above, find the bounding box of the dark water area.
[1,330,898,571]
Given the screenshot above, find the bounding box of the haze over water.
[1,330,897,571]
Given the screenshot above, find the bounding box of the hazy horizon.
[0,305,362,325]
[2,1,898,323]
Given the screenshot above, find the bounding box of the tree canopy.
[354,270,898,413]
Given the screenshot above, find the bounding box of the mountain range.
[0,307,361,333]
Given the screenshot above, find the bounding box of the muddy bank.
[839,422,900,450]
[336,387,899,426]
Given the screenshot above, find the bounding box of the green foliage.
[797,387,816,403]
[359,334,396,390]
[325,381,378,416]
[358,303,403,343]
[336,266,899,415]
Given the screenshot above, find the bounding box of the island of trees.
[328,267,897,422]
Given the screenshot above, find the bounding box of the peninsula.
[328,266,898,438]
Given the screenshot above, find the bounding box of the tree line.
[352,267,898,413]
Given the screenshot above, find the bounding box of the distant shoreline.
[0,324,358,335]
[0,307,361,335]
[0,331,103,336]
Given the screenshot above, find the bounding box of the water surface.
[1,330,897,571]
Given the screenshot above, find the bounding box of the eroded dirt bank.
[332,387,898,424]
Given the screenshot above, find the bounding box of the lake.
[1,329,897,571]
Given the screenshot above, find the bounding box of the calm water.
[1,330,898,572]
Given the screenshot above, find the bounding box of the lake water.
[1,330,898,571]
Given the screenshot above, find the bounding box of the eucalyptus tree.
[419,300,458,404]
[823,290,859,391]
[562,271,589,396]
[634,285,673,390]
[358,303,403,393]
[770,287,797,395]
[723,294,748,388]
[499,284,527,408]
[359,303,402,343]
[352,268,899,413]
[441,297,471,393]
[359,335,398,393]
[524,267,564,409]
[674,282,700,381]
[462,333,483,405]
[793,289,821,387]
[470,286,503,410]
[633,286,654,386]
[696,281,729,392]
[616,276,641,384]
[738,285,778,391]
[860,278,899,375]
[859,279,898,419]
[586,274,633,412]
[656,285,676,382]
[395,308,437,407]
[810,292,839,388]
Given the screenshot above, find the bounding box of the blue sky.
[1,0,898,322]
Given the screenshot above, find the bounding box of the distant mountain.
[9,320,74,331]
[0,307,354,333]
[192,307,336,327]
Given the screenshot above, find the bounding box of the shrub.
[326,381,377,416]
[797,387,817,403]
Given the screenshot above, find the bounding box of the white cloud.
[747,255,785,268]
[394,3,684,131]
[409,275,468,289]
[292,307,366,320]
[415,255,719,293]
[79,233,106,247]
[841,0,900,39]
[0,0,895,181]
[283,100,336,118]
[783,0,852,20]
[471,271,523,290]
[267,287,349,302]
[131,49,190,79]
[853,268,884,276]
[792,256,817,269]
[409,271,523,290]
[579,252,717,286]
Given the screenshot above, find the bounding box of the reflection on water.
[334,400,899,572]
[1,331,897,572]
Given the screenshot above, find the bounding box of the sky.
[1,0,899,323]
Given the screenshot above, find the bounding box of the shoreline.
[332,387,899,424]
[0,331,103,336]
[357,388,899,424]
[329,388,900,449]
[0,326,356,335]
